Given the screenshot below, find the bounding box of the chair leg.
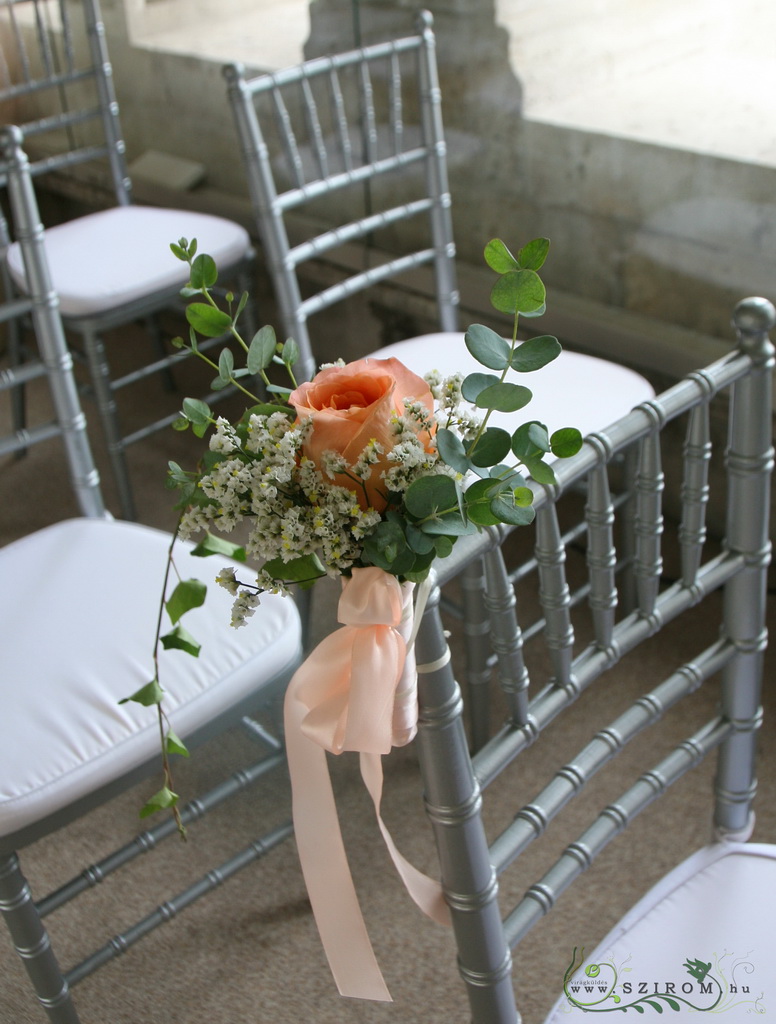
[0,853,81,1024]
[144,315,176,391]
[461,558,492,751]
[80,327,136,521]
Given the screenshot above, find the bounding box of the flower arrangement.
[166,235,581,623]
[121,235,582,827]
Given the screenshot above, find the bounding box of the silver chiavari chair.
[413,297,774,1021]
[0,0,256,520]
[0,125,301,1024]
[224,8,655,704]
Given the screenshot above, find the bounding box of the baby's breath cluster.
[174,374,472,625]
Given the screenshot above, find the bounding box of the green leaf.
[550,427,583,458]
[490,492,536,526]
[528,422,551,452]
[404,474,458,519]
[172,416,189,432]
[211,375,231,391]
[464,324,511,370]
[475,382,533,413]
[261,553,326,588]
[181,397,212,426]
[170,241,188,261]
[470,427,512,468]
[139,786,179,819]
[483,238,520,274]
[420,514,478,536]
[461,371,501,403]
[186,303,233,338]
[190,253,218,290]
[511,335,562,372]
[521,302,547,319]
[165,729,190,757]
[218,346,235,381]
[281,337,299,368]
[464,477,505,526]
[160,623,201,657]
[490,269,546,315]
[166,578,207,624]
[436,428,471,474]
[118,678,165,706]
[190,533,247,561]
[266,383,293,396]
[247,325,277,374]
[235,291,249,320]
[523,457,558,486]
[405,522,436,554]
[361,520,414,574]
[513,486,534,506]
[517,237,550,271]
[433,535,455,559]
[511,421,544,461]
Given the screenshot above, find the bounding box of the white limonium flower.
[230,588,261,627]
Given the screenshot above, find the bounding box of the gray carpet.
[1,327,774,1024]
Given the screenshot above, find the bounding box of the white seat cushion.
[544,842,776,1020]
[0,518,301,841]
[370,333,655,440]
[6,205,251,317]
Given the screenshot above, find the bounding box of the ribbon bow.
[283,567,449,1002]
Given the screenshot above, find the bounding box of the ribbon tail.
[360,751,451,926]
[285,684,393,1002]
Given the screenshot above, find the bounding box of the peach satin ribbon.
[283,567,449,1001]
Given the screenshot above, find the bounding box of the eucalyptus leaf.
[186,303,233,338]
[281,337,299,368]
[483,238,520,274]
[469,427,512,468]
[550,427,584,458]
[266,383,293,396]
[516,237,550,271]
[420,514,478,536]
[169,242,187,261]
[190,253,218,289]
[491,493,536,526]
[218,347,235,381]
[211,375,230,391]
[464,477,505,526]
[247,325,277,374]
[405,522,436,554]
[511,421,544,461]
[461,371,500,403]
[235,291,249,319]
[436,428,471,474]
[181,397,211,426]
[475,382,533,413]
[528,422,551,452]
[404,474,458,519]
[464,324,511,370]
[433,535,455,559]
[490,269,546,315]
[523,457,558,486]
[166,578,207,624]
[511,335,562,372]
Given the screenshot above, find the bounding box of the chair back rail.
[223,10,458,382]
[414,299,774,1022]
[0,0,131,202]
[1,124,104,516]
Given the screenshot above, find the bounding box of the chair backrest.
[0,0,131,204]
[412,300,774,1022]
[223,10,458,382]
[1,123,105,518]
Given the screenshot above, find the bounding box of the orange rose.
[288,357,435,511]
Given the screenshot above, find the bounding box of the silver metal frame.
[0,126,299,1024]
[223,9,458,383]
[0,0,256,520]
[414,300,774,1021]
